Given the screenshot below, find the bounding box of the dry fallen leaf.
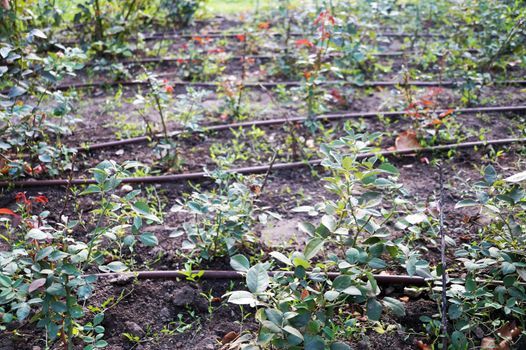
[222,331,239,344]
[497,340,510,350]
[420,157,430,164]
[480,337,496,350]
[498,322,522,340]
[415,340,432,350]
[357,315,368,322]
[395,130,421,151]
[249,184,261,195]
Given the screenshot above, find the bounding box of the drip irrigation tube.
[83,105,526,151]
[61,31,443,46]
[140,31,443,41]
[3,137,525,188]
[80,51,408,69]
[84,269,429,286]
[56,78,526,91]
[115,51,407,66]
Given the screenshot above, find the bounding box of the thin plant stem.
[438,163,448,350]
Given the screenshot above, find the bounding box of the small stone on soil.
[124,321,145,338]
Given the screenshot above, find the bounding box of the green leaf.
[261,320,282,333]
[321,215,336,232]
[269,251,292,266]
[104,261,128,273]
[405,213,427,225]
[51,301,67,313]
[484,165,497,184]
[331,342,352,350]
[132,201,161,223]
[502,262,516,275]
[332,275,353,291]
[264,308,283,325]
[283,326,303,340]
[383,297,405,317]
[230,254,250,272]
[298,222,315,235]
[70,305,85,319]
[367,258,387,269]
[304,238,324,260]
[95,340,108,347]
[341,286,362,296]
[8,86,26,98]
[366,298,382,321]
[93,313,104,326]
[16,302,30,321]
[292,257,310,269]
[324,290,340,301]
[25,228,52,240]
[454,199,478,209]
[139,233,158,247]
[0,47,12,58]
[80,184,101,195]
[0,275,12,288]
[465,274,476,292]
[46,283,66,296]
[505,171,526,183]
[378,162,399,175]
[29,28,47,39]
[448,304,462,320]
[227,291,256,305]
[247,264,269,293]
[304,334,324,350]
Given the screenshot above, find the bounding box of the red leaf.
[300,289,309,300]
[295,39,314,48]
[0,208,17,216]
[439,108,455,118]
[28,278,46,293]
[416,340,432,350]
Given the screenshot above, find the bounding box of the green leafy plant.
[171,170,271,262]
[435,165,526,349]
[0,160,161,349]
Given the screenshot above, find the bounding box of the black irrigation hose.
[2,137,525,188]
[55,78,526,91]
[83,269,429,286]
[140,31,444,41]
[79,51,408,70]
[83,105,526,151]
[61,31,443,46]
[114,51,407,66]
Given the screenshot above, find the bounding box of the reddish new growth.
[34,196,49,204]
[405,87,454,122]
[295,39,314,48]
[258,22,270,30]
[208,48,225,55]
[329,88,348,107]
[16,192,32,211]
[314,10,336,40]
[162,79,174,93]
[15,192,49,212]
[192,36,211,45]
